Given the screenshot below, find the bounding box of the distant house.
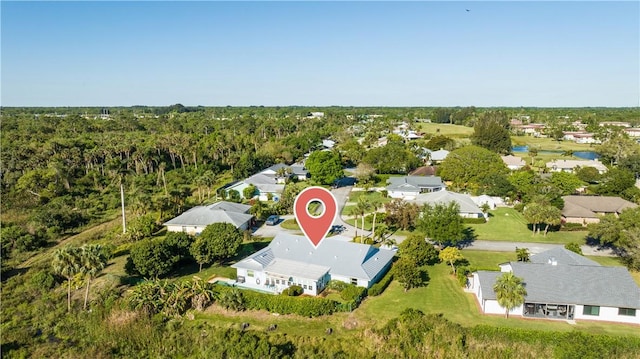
[573,132,600,144]
[412,190,485,218]
[164,201,253,233]
[386,176,445,199]
[517,123,546,137]
[471,195,500,210]
[561,195,638,225]
[231,233,395,296]
[624,128,640,138]
[425,149,450,163]
[470,248,640,324]
[226,163,309,201]
[322,139,336,149]
[546,159,608,174]
[599,121,630,128]
[307,112,325,119]
[501,155,526,170]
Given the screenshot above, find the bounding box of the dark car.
[265,215,280,226]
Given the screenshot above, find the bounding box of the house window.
[619,308,636,316]
[583,305,600,316]
[350,278,358,285]
[247,270,254,277]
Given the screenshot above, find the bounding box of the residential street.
[254,185,614,257]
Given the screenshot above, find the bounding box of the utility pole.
[121,183,126,234]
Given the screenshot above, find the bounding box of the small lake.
[511,146,599,160]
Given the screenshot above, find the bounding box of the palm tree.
[493,272,527,318]
[52,246,82,312]
[370,201,381,239]
[355,196,372,242]
[80,244,109,310]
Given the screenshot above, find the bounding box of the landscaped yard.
[354,253,640,337]
[418,123,474,138]
[468,207,588,245]
[512,136,598,152]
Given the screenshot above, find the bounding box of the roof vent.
[286,248,289,252]
[334,255,337,259]
[548,257,557,266]
[375,257,378,261]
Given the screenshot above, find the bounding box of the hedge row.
[217,285,339,317]
[368,269,394,296]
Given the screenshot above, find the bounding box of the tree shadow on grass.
[457,227,478,249]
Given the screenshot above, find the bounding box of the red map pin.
[294,186,338,248]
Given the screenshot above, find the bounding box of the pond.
[511,146,599,160]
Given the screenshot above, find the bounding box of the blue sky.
[2,1,638,107]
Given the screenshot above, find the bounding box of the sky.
[1,1,639,107]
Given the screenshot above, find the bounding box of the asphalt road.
[253,185,614,257]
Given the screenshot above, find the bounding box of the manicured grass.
[347,190,391,206]
[419,123,474,138]
[280,219,300,230]
[468,207,588,245]
[461,249,516,270]
[512,136,598,152]
[355,260,640,337]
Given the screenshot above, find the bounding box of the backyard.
[468,207,589,245]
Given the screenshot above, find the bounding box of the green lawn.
[355,259,640,337]
[347,190,391,206]
[280,219,301,231]
[468,207,588,245]
[418,123,474,138]
[512,136,598,152]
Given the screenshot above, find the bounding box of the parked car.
[265,215,280,226]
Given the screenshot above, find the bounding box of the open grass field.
[418,123,474,138]
[468,207,588,245]
[511,136,598,152]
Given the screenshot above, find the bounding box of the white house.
[232,233,395,296]
[163,201,253,234]
[226,163,309,201]
[386,176,445,200]
[501,155,526,170]
[412,190,485,218]
[624,128,640,138]
[546,159,608,174]
[470,248,640,324]
[425,149,450,162]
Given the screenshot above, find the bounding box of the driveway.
[330,185,371,239]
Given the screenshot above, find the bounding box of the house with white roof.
[411,190,485,218]
[425,149,450,163]
[470,248,640,324]
[546,159,608,174]
[232,233,395,296]
[163,201,253,234]
[386,176,445,200]
[226,163,309,201]
[501,155,526,170]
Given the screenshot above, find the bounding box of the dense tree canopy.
[416,202,465,246]
[190,223,243,270]
[305,151,344,185]
[438,146,509,191]
[470,111,512,154]
[363,139,421,174]
[399,233,439,266]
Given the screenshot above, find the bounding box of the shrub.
[326,280,349,292]
[513,203,525,212]
[281,285,303,296]
[340,284,367,302]
[29,269,56,290]
[456,266,472,287]
[368,269,394,296]
[463,217,486,224]
[561,223,587,231]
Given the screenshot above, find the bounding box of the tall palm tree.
[370,201,381,238]
[52,246,82,312]
[355,196,372,242]
[80,244,109,310]
[493,272,527,318]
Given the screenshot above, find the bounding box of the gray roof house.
[226,163,309,201]
[232,233,395,296]
[387,176,445,199]
[546,159,608,174]
[163,201,253,233]
[561,195,638,225]
[470,248,640,324]
[412,190,485,218]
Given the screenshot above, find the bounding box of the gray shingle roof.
[163,201,253,228]
[413,190,483,215]
[562,196,638,218]
[232,233,395,281]
[245,173,285,193]
[529,247,600,266]
[477,248,640,309]
[387,176,444,192]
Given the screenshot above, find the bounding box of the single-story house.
[164,201,253,233]
[624,128,640,138]
[546,159,608,174]
[386,176,445,199]
[412,190,485,218]
[232,233,395,296]
[425,149,450,162]
[226,163,309,201]
[561,195,638,225]
[470,248,640,324]
[501,155,526,170]
[471,195,500,210]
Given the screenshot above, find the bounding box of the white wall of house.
[482,299,523,316]
[235,268,328,296]
[574,304,640,325]
[330,273,369,288]
[388,190,418,199]
[166,224,207,235]
[563,217,600,225]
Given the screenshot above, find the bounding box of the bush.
[29,269,56,290]
[326,280,349,292]
[463,217,486,224]
[281,285,303,296]
[561,223,587,231]
[217,285,339,317]
[340,284,367,302]
[513,203,525,212]
[368,269,394,296]
[456,266,472,287]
